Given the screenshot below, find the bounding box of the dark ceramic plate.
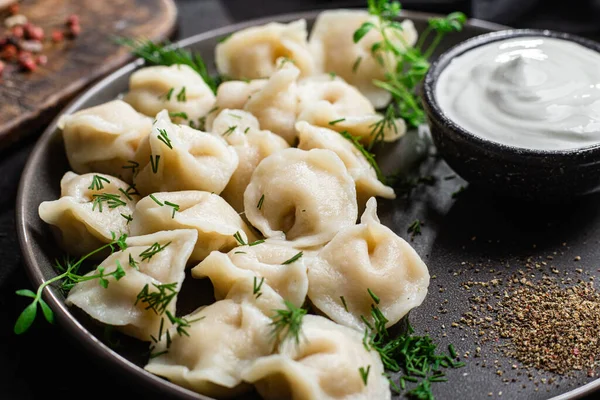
[15,10,600,400]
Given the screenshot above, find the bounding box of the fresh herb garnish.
[341,295,349,311]
[359,365,371,385]
[352,56,363,74]
[157,128,173,149]
[253,276,265,299]
[407,219,422,239]
[139,242,171,262]
[92,193,127,212]
[328,118,346,126]
[150,155,160,174]
[270,300,307,345]
[222,125,237,137]
[121,213,133,224]
[149,194,163,206]
[116,38,217,93]
[135,282,178,315]
[354,0,465,134]
[244,127,250,133]
[257,194,264,210]
[14,233,129,334]
[282,251,303,265]
[452,185,466,198]
[367,288,381,304]
[162,87,174,101]
[164,201,180,218]
[176,87,187,102]
[360,288,464,397]
[169,111,188,120]
[233,231,264,247]
[88,175,110,191]
[339,131,385,183]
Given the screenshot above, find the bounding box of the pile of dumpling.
[38,10,430,400]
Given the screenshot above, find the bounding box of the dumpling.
[124,64,216,126]
[133,110,238,196]
[243,60,300,144]
[66,229,198,341]
[296,121,395,206]
[191,239,309,307]
[215,19,315,80]
[309,9,417,108]
[205,80,267,132]
[210,109,289,212]
[129,191,258,262]
[242,314,391,400]
[144,298,275,398]
[296,75,406,145]
[38,172,138,256]
[58,100,152,182]
[244,148,358,248]
[307,197,430,331]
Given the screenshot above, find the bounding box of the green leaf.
[14,302,37,334]
[15,289,36,298]
[39,299,55,324]
[353,22,375,43]
[99,278,109,289]
[113,260,126,281]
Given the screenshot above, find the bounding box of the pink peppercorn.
[36,54,47,65]
[51,30,63,43]
[12,25,24,39]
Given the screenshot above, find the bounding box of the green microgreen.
[14,233,129,334]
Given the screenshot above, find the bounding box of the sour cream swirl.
[436,36,600,150]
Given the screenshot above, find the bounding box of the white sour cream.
[435,36,600,150]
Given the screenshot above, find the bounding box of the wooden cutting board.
[0,0,177,150]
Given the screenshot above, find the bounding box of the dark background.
[2,0,600,399]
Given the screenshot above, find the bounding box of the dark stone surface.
[2,1,600,400]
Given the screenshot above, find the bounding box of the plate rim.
[17,8,592,400]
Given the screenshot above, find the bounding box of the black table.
[3,1,600,399]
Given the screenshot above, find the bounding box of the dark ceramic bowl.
[422,29,600,202]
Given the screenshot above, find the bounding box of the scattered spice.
[0,7,81,78]
[458,265,600,376]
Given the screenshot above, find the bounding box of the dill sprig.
[139,242,171,262]
[253,276,265,299]
[282,251,303,265]
[257,194,265,210]
[354,0,465,133]
[116,37,217,94]
[339,131,385,183]
[169,111,188,120]
[135,282,178,315]
[14,233,129,334]
[361,289,464,398]
[176,87,187,102]
[157,128,173,149]
[150,155,160,173]
[233,231,264,247]
[270,300,307,345]
[88,175,110,191]
[407,219,422,239]
[359,365,371,385]
[92,193,127,212]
